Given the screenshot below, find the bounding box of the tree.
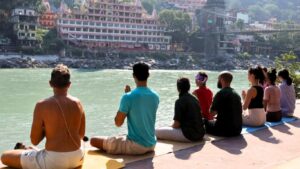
[42,29,66,54]
[236,19,245,31]
[159,9,191,32]
[275,52,300,98]
[142,1,153,14]
[159,10,192,44]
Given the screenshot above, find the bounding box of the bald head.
[217,71,233,88]
[219,71,233,84]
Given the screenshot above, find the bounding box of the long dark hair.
[278,69,293,86]
[267,68,277,85]
[248,66,265,85]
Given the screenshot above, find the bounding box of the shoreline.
[0,53,275,70]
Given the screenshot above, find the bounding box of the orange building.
[39,0,57,29]
[39,12,57,29]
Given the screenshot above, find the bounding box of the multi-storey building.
[57,0,171,50]
[11,8,38,48]
[39,0,58,29]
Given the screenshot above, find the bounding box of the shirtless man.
[1,64,86,169]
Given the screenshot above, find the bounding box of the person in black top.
[205,71,243,137]
[156,77,205,142]
[242,66,266,127]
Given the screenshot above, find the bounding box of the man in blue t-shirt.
[91,62,159,155]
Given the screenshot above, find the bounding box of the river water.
[0,69,248,152]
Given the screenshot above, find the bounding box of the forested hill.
[226,0,300,23]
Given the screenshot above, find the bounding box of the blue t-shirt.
[119,87,159,147]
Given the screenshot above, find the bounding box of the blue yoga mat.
[241,117,297,134]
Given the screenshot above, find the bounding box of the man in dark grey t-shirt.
[205,71,243,137]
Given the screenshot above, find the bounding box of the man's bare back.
[31,95,85,152]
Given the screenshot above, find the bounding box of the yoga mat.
[242,117,297,134]
[84,134,224,166]
[79,150,125,169]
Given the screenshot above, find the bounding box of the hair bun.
[271,68,277,75]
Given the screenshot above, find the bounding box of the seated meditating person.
[278,69,296,117]
[264,69,282,122]
[193,72,214,121]
[262,67,269,89]
[90,62,160,155]
[205,71,243,137]
[156,77,205,142]
[242,66,266,127]
[1,64,86,169]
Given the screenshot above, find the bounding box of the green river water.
[0,69,248,153]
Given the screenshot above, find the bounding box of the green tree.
[236,19,245,31]
[159,9,192,44]
[142,1,153,14]
[42,29,66,54]
[275,52,300,98]
[159,9,191,32]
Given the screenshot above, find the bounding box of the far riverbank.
[0,52,275,70]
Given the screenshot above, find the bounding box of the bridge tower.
[199,0,230,57]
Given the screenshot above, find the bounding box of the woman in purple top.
[278,69,296,117]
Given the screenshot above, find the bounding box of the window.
[70,27,75,31]
[70,20,75,24]
[83,35,88,39]
[89,28,95,32]
[89,35,94,39]
[83,21,88,25]
[102,29,107,33]
[96,29,101,32]
[76,28,81,31]
[31,33,35,37]
[76,21,82,25]
[20,24,24,30]
[29,24,35,30]
[90,22,95,26]
[83,28,88,32]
